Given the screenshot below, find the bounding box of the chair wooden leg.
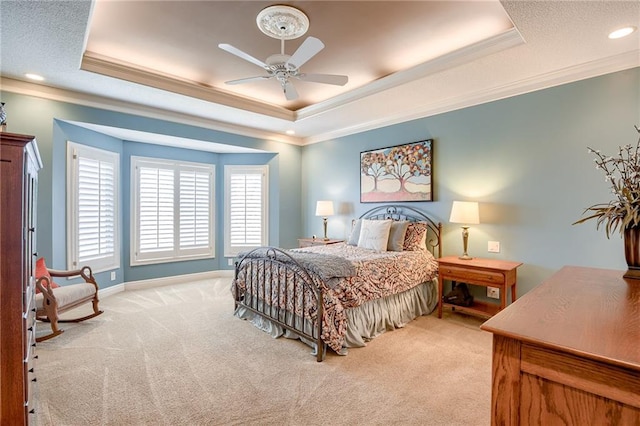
[92,297,100,314]
[36,329,64,343]
[36,317,64,343]
[57,310,103,323]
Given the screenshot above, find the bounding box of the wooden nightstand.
[298,238,344,248]
[437,256,522,319]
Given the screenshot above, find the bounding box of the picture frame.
[360,139,433,203]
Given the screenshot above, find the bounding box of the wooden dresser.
[0,132,43,425]
[481,266,640,425]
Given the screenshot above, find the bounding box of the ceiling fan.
[218,5,348,101]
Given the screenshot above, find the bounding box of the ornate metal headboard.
[359,205,442,258]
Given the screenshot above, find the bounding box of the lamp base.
[322,217,329,240]
[458,254,473,260]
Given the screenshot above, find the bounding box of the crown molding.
[296,27,525,122]
[302,50,640,145]
[0,77,303,146]
[81,51,296,122]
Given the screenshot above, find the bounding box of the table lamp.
[449,201,480,260]
[315,201,334,240]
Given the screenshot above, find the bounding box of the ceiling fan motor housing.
[266,54,298,83]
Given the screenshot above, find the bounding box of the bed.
[232,205,442,361]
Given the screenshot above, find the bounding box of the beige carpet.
[34,278,493,426]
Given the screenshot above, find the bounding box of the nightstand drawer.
[440,265,504,285]
[298,238,343,248]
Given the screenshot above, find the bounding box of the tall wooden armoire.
[0,132,43,424]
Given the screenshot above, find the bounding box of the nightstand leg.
[437,276,443,318]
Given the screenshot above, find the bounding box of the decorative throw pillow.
[358,219,392,251]
[35,257,59,294]
[387,220,410,251]
[347,219,362,246]
[403,222,428,251]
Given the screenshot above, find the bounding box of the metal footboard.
[232,247,326,362]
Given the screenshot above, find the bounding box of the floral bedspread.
[234,243,438,353]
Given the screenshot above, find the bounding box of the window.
[131,157,214,265]
[224,165,268,257]
[67,142,120,272]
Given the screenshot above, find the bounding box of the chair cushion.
[35,283,96,310]
[35,258,60,293]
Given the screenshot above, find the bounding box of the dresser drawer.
[439,265,505,285]
[23,295,36,357]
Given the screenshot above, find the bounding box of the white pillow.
[358,219,392,251]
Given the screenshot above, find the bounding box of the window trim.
[66,141,120,273]
[130,156,215,266]
[224,165,269,257]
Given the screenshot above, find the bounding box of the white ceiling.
[1,1,638,150]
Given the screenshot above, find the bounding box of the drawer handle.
[31,378,37,383]
[29,368,34,373]
[34,355,38,360]
[29,409,35,414]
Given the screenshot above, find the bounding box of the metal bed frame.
[232,204,442,362]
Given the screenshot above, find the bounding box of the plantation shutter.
[179,168,211,249]
[230,173,263,246]
[77,156,116,262]
[137,166,174,253]
[225,165,268,256]
[132,157,214,265]
[67,141,120,272]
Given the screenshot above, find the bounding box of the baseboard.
[99,283,125,299]
[97,270,234,298]
[125,269,234,291]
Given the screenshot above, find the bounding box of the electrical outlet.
[487,287,500,299]
[228,258,233,266]
[488,241,500,253]
[110,271,116,281]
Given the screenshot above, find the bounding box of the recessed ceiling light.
[608,26,637,39]
[25,73,45,81]
[285,130,295,135]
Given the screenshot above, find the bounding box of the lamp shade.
[315,200,334,217]
[449,201,479,225]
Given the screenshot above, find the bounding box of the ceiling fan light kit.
[219,4,348,101]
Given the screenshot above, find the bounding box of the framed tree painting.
[360,139,433,203]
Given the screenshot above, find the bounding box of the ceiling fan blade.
[283,81,298,101]
[218,43,267,68]
[286,37,324,69]
[296,73,348,86]
[224,75,272,85]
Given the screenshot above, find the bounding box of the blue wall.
[0,92,302,287]
[2,67,638,295]
[302,67,640,296]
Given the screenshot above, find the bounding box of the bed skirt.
[234,278,438,355]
